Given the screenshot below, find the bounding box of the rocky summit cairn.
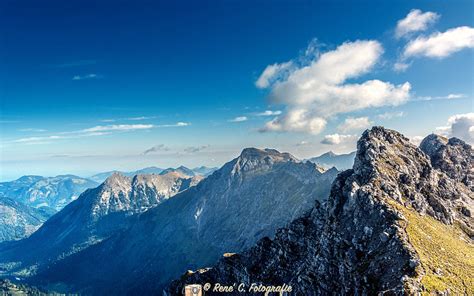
[167,127,473,295]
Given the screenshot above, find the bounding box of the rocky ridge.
[23,148,337,294]
[0,197,54,242]
[0,175,99,212]
[168,127,473,295]
[308,151,356,170]
[0,171,201,278]
[420,134,473,191]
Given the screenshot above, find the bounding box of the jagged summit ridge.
[0,170,202,278]
[420,133,473,191]
[18,147,338,294]
[168,127,473,295]
[230,148,299,176]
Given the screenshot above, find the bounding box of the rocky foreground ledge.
[167,127,473,295]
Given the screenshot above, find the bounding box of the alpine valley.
[0,149,338,294]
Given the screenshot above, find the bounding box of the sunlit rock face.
[0,171,201,281]
[168,127,473,296]
[18,148,337,294]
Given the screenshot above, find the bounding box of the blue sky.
[0,0,473,181]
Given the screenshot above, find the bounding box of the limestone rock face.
[420,134,473,191]
[167,127,473,295]
[0,171,200,279]
[20,148,337,294]
[0,197,54,242]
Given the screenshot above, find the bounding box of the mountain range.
[0,175,98,212]
[168,127,473,295]
[0,166,217,242]
[0,148,338,294]
[0,197,55,242]
[0,170,202,279]
[89,166,217,183]
[308,151,356,170]
[1,129,471,295]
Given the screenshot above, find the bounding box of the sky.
[0,0,473,181]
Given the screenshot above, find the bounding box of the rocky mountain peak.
[419,134,448,155]
[168,127,473,295]
[239,147,296,161]
[353,126,431,182]
[420,134,473,191]
[93,171,200,217]
[102,172,131,189]
[231,148,299,176]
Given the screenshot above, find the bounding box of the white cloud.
[255,61,293,89]
[257,40,411,134]
[393,62,411,72]
[296,140,310,146]
[413,93,466,101]
[403,26,474,59]
[436,113,474,144]
[395,9,439,38]
[13,132,110,144]
[156,122,190,127]
[259,109,327,134]
[72,73,102,80]
[377,111,405,120]
[127,116,155,121]
[409,136,425,146]
[14,135,63,143]
[337,117,372,132]
[81,124,154,133]
[446,94,466,99]
[12,121,190,145]
[321,134,358,145]
[255,110,282,116]
[100,116,156,122]
[229,116,248,122]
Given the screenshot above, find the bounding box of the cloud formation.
[436,113,474,144]
[377,111,404,120]
[255,62,293,89]
[321,134,358,145]
[337,117,372,132]
[12,122,188,145]
[403,26,474,59]
[257,40,411,134]
[395,9,439,38]
[296,140,310,146]
[409,136,425,146]
[255,110,282,116]
[81,124,153,133]
[413,93,466,101]
[156,122,190,127]
[229,116,248,122]
[142,144,170,155]
[72,73,102,80]
[127,116,156,121]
